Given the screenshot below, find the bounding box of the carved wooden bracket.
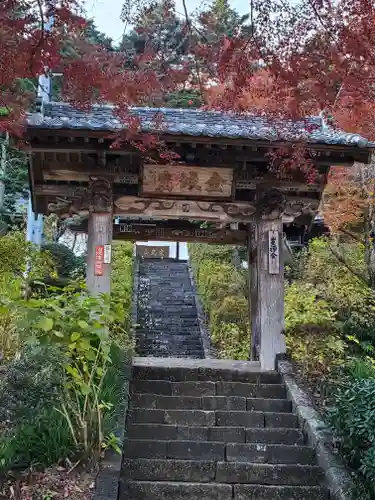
[88,178,113,213]
[255,188,319,220]
[256,188,286,220]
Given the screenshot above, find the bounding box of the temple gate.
[26,103,373,370]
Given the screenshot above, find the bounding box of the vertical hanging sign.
[268,230,280,274]
[104,244,112,264]
[95,245,105,276]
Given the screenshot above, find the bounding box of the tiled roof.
[27,102,374,147]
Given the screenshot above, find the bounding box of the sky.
[84,0,249,45]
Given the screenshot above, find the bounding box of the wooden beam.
[114,196,257,222]
[43,169,138,184]
[235,179,322,192]
[113,223,247,244]
[34,184,88,198]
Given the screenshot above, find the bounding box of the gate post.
[86,179,113,295]
[248,217,286,371]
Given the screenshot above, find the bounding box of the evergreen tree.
[119,0,189,65]
[199,0,251,43]
[84,19,115,51]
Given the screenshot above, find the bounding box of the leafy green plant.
[0,275,22,360]
[329,379,375,498]
[42,242,85,279]
[304,237,375,344]
[285,282,337,334]
[285,283,346,377]
[189,244,249,359]
[0,345,74,471]
[111,242,134,345]
[17,290,131,457]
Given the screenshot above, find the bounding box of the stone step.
[122,460,323,486]
[131,380,286,398]
[128,408,297,428]
[246,428,304,445]
[127,424,246,442]
[127,424,305,445]
[139,320,199,326]
[143,304,194,307]
[136,350,204,358]
[234,485,328,500]
[130,395,250,411]
[137,349,204,359]
[123,440,225,461]
[226,443,315,465]
[122,460,216,482]
[136,344,203,352]
[136,347,204,354]
[233,484,329,500]
[136,340,203,348]
[136,355,204,361]
[132,360,280,384]
[128,409,217,426]
[123,482,328,500]
[136,341,203,349]
[215,462,324,485]
[123,440,315,465]
[123,481,233,500]
[138,312,198,317]
[135,330,202,337]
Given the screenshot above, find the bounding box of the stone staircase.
[135,259,204,359]
[120,358,329,500]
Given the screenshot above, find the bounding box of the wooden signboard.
[142,165,233,199]
[114,196,256,223]
[136,245,170,259]
[114,223,247,245]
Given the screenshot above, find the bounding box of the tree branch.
[338,227,365,245]
[329,243,369,286]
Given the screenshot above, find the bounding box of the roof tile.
[26,102,374,147]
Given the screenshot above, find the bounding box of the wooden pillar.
[248,217,286,371]
[86,179,113,295]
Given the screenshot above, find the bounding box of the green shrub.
[0,232,29,276]
[111,242,134,341]
[0,345,74,471]
[42,242,85,279]
[304,238,375,344]
[285,282,337,334]
[189,244,249,359]
[0,276,22,360]
[15,290,132,457]
[285,283,346,377]
[329,379,375,499]
[346,357,375,381]
[0,241,135,472]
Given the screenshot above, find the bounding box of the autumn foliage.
[0,0,374,139]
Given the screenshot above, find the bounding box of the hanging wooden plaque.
[142,165,233,199]
[137,245,170,259]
